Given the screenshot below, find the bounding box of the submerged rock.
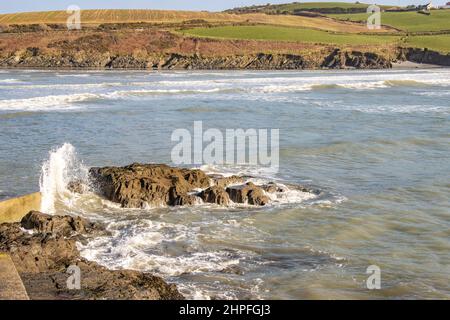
[0,211,184,300]
[261,182,286,193]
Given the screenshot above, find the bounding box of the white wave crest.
[0,78,23,84]
[0,93,100,111]
[39,143,88,213]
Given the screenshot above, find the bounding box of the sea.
[0,68,449,299]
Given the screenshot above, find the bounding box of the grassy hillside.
[405,34,450,53]
[329,10,450,32]
[0,9,389,33]
[0,7,448,54]
[183,25,400,46]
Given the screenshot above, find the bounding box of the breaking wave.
[39,143,88,213]
[0,78,24,84]
[0,93,101,111]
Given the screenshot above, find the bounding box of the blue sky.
[0,1,446,14]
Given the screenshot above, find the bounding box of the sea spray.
[39,143,88,213]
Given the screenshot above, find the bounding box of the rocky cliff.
[398,48,450,67]
[0,28,401,70]
[0,48,392,70]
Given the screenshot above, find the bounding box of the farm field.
[182,25,400,46]
[0,9,392,33]
[329,10,450,32]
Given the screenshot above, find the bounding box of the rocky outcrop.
[0,211,183,300]
[88,163,277,207]
[89,163,211,208]
[398,47,450,67]
[158,53,307,70]
[20,211,102,237]
[0,51,308,70]
[321,49,392,69]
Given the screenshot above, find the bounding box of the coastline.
[0,48,448,70]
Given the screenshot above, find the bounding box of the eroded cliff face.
[0,49,393,70]
[397,48,450,66]
[2,29,446,70]
[0,30,396,70]
[321,49,392,69]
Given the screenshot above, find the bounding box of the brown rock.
[89,163,211,208]
[0,211,184,300]
[20,211,100,237]
[226,182,270,206]
[20,260,183,300]
[199,186,231,206]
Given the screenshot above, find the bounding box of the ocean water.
[0,69,449,299]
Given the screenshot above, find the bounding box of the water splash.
[39,143,88,213]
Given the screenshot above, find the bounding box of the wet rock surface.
[0,211,184,300]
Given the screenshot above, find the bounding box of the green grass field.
[329,10,450,32]
[406,34,450,53]
[183,25,400,46]
[226,2,392,13]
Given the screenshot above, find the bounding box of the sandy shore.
[391,61,446,69]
